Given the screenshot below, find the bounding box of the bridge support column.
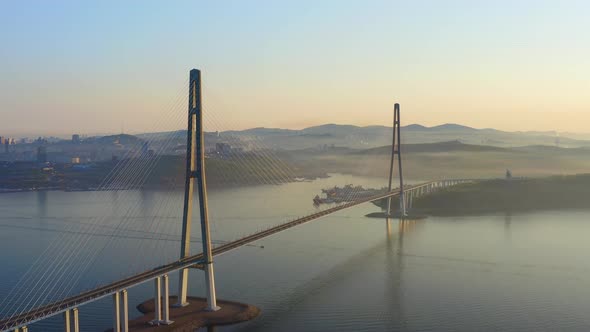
[399,191,406,216]
[162,274,174,325]
[109,290,130,332]
[64,309,71,332]
[73,308,79,332]
[150,277,162,325]
[122,290,129,332]
[112,292,121,332]
[21,327,28,332]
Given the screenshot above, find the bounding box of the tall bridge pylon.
[386,103,406,216]
[177,69,220,311]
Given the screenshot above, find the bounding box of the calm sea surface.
[1,174,590,331]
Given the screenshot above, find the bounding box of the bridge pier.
[149,275,173,326]
[113,292,120,332]
[122,290,129,332]
[64,309,70,332]
[63,307,80,332]
[112,290,129,332]
[399,191,406,216]
[162,274,174,325]
[150,277,162,325]
[73,308,79,332]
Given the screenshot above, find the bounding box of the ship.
[313,184,387,205]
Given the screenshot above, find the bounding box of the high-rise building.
[72,134,81,143]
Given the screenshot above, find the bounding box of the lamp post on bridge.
[177,69,220,311]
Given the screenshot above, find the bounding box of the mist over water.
[2,175,590,331]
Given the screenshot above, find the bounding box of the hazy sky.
[1,0,589,137]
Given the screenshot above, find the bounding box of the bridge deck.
[1,181,459,331]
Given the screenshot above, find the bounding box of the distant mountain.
[223,127,297,136]
[356,140,508,155]
[132,123,590,151]
[430,123,477,132]
[404,124,429,131]
[302,124,365,134]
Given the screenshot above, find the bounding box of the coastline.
[372,175,590,217]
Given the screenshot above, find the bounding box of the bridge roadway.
[0,180,467,331]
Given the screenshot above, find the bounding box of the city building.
[215,142,232,155]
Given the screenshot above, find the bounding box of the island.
[373,174,590,216]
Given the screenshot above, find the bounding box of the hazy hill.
[133,123,590,151]
[356,140,508,154]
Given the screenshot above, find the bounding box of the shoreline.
[372,175,590,217]
[0,175,329,194]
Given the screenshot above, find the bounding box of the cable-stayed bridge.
[0,70,474,332]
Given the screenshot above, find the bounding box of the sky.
[1,0,589,137]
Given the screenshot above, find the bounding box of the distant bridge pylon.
[386,103,405,217]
